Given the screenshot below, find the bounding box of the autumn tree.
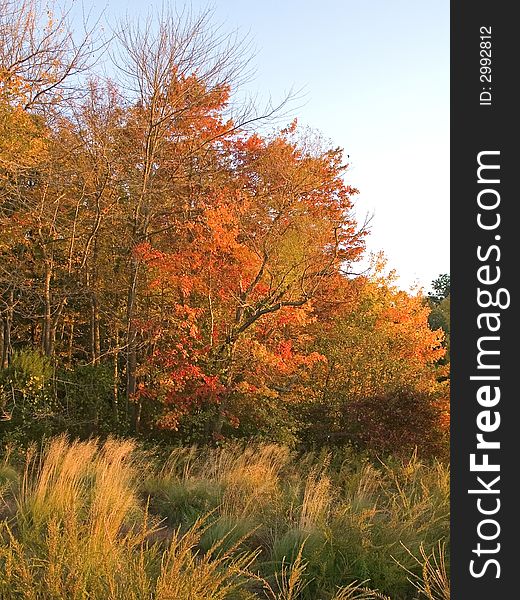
[0,96,48,367]
[294,258,447,453]
[110,6,289,421]
[1,0,99,368]
[130,123,365,436]
[0,0,96,111]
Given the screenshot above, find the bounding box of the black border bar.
[451,2,517,597]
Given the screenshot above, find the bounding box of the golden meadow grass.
[0,437,449,599]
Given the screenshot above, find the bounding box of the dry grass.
[0,437,449,599]
[298,468,332,532]
[332,582,392,600]
[396,542,450,600]
[0,436,257,599]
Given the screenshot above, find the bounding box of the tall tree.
[133,124,365,434]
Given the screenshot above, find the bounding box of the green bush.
[56,363,120,436]
[0,349,54,442]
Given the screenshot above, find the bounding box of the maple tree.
[130,123,365,435]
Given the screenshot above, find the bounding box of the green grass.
[0,437,449,599]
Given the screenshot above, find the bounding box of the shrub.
[348,389,446,458]
[0,349,54,442]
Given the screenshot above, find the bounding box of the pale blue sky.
[78,0,449,291]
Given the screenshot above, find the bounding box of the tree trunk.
[113,331,120,422]
[42,266,52,356]
[1,289,14,368]
[67,317,75,366]
[125,258,139,422]
[90,294,101,365]
[0,318,6,369]
[212,341,236,437]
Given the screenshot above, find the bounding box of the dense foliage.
[1,0,449,458]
